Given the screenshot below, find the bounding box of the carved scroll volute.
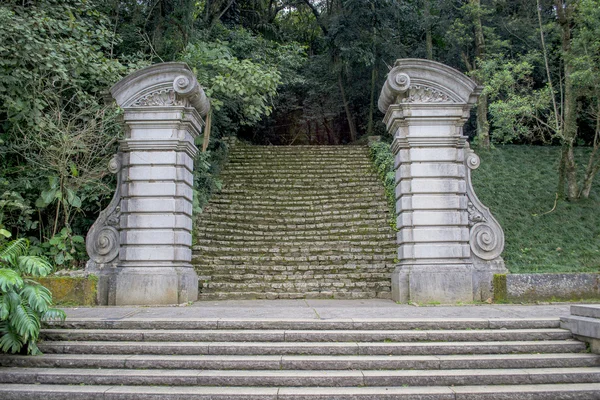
[86,154,122,267]
[465,145,505,261]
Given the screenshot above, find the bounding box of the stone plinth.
[86,62,209,305]
[378,59,507,304]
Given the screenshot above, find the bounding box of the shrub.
[0,238,65,355]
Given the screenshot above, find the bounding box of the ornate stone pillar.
[86,62,209,305]
[378,59,507,304]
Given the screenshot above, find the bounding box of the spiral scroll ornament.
[86,153,122,268]
[88,225,120,264]
[470,222,504,261]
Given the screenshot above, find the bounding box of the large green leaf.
[0,238,27,265]
[17,256,52,277]
[21,284,51,313]
[9,303,39,342]
[0,295,9,320]
[41,308,66,322]
[0,330,23,354]
[0,269,23,292]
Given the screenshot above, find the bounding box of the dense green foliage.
[1,0,599,274]
[370,142,600,273]
[368,141,397,230]
[0,238,65,355]
[472,145,599,273]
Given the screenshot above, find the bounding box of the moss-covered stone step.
[194,245,395,256]
[195,225,393,237]
[198,212,389,225]
[202,206,389,217]
[194,239,394,247]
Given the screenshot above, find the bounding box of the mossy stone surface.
[36,275,98,306]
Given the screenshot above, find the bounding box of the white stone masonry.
[86,62,209,305]
[378,59,507,304]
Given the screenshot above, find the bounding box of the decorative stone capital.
[378,58,482,113]
[111,62,210,116]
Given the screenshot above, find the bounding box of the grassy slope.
[472,145,600,273]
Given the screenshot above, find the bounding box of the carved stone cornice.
[111,62,210,117]
[378,58,481,113]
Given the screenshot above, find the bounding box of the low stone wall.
[36,275,98,306]
[561,305,600,353]
[494,273,600,302]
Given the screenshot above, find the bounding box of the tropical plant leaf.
[21,284,51,313]
[27,340,41,355]
[0,269,23,292]
[0,330,23,354]
[0,238,27,266]
[0,295,9,320]
[17,256,52,277]
[41,308,66,322]
[9,303,39,342]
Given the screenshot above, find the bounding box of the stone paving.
[59,299,577,320]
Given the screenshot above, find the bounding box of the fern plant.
[0,238,65,355]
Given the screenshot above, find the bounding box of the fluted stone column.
[86,62,210,305]
[378,59,507,304]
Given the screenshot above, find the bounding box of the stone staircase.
[193,144,397,300]
[1,317,600,398]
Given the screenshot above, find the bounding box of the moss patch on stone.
[36,276,98,306]
[493,274,507,303]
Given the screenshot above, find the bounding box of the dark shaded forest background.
[1,0,599,267]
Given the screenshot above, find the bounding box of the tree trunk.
[470,0,490,148]
[338,72,357,142]
[580,103,600,198]
[424,0,433,59]
[556,0,579,200]
[367,65,377,136]
[476,93,490,148]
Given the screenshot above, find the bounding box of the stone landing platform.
[59,299,576,320]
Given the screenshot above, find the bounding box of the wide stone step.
[194,239,395,248]
[209,195,387,207]
[3,353,599,370]
[196,291,391,300]
[220,174,381,188]
[45,318,560,331]
[4,383,600,400]
[195,255,395,265]
[40,328,573,343]
[193,245,396,255]
[37,340,583,356]
[197,265,392,276]
[3,367,600,387]
[223,182,385,191]
[201,205,390,216]
[195,225,393,237]
[194,234,396,243]
[197,212,390,225]
[219,168,375,178]
[4,383,600,399]
[195,220,393,233]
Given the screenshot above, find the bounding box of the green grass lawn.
[472,145,600,273]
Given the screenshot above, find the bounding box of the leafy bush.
[368,141,397,230]
[0,238,65,355]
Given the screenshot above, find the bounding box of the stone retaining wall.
[494,273,600,302]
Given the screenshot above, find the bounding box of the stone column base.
[392,264,475,304]
[472,259,508,302]
[94,266,198,305]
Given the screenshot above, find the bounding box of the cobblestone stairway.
[193,144,397,300]
[1,318,600,399]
